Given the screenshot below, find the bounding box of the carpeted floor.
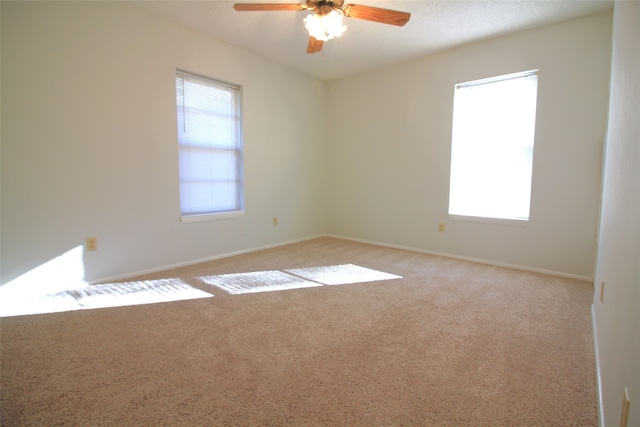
[0,237,597,426]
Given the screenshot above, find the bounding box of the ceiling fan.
[233,0,411,54]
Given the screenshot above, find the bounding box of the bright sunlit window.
[449,70,538,222]
[176,70,244,222]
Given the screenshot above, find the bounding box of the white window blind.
[448,70,538,222]
[176,70,243,221]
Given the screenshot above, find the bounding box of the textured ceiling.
[131,0,613,81]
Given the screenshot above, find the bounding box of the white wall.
[0,3,614,285]
[593,2,640,426]
[327,11,612,278]
[1,1,327,284]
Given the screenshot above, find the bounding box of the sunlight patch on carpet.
[199,264,402,295]
[199,270,321,295]
[0,279,213,317]
[286,264,402,285]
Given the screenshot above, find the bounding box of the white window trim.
[176,69,244,222]
[448,69,538,224]
[448,214,529,227]
[180,210,245,224]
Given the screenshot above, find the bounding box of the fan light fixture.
[233,1,411,54]
[303,9,347,41]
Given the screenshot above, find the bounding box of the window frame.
[175,69,244,223]
[448,69,539,225]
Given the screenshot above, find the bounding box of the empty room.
[1,1,638,426]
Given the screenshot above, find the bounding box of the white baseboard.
[326,234,593,282]
[592,304,605,427]
[93,233,592,284]
[90,234,326,285]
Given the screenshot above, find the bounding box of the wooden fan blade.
[342,4,410,26]
[233,3,308,12]
[306,36,324,54]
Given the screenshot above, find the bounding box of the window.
[176,70,243,222]
[448,70,538,222]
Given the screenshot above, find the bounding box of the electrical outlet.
[438,223,445,233]
[600,281,605,303]
[272,217,278,226]
[86,237,97,252]
[620,387,630,427]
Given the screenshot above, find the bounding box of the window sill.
[181,210,245,223]
[448,214,528,227]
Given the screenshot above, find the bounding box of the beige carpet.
[0,237,597,426]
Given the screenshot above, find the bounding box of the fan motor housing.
[308,0,345,15]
